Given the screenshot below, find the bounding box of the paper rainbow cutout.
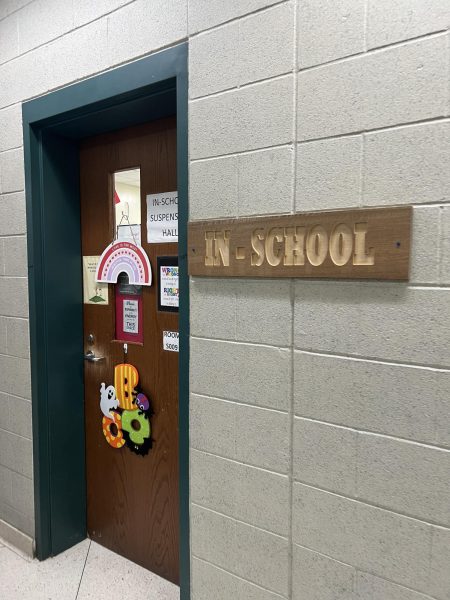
[96,241,152,286]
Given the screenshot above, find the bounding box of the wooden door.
[80,118,179,584]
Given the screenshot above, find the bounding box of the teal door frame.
[22,43,189,597]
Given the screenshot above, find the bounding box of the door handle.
[84,351,105,362]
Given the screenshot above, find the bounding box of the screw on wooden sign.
[188,207,411,280]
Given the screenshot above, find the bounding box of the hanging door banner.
[83,256,109,304]
[146,191,178,243]
[188,206,412,280]
[96,240,152,286]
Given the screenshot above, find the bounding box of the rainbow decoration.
[96,241,152,286]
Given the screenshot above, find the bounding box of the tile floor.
[0,536,180,599]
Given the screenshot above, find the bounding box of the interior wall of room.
[0,1,449,599]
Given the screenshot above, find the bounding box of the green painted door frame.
[22,43,189,597]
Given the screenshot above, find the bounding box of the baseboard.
[0,518,34,557]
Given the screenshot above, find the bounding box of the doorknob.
[84,351,105,362]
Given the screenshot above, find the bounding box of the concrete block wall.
[188,2,450,600]
[0,1,448,598]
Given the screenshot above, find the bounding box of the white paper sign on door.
[163,331,179,352]
[123,299,139,334]
[146,191,178,243]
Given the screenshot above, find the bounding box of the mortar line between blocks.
[293,415,450,453]
[193,555,287,599]
[188,0,291,39]
[295,481,450,529]
[297,29,448,74]
[293,543,440,600]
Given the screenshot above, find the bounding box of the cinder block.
[234,404,289,473]
[4,236,27,277]
[190,278,236,340]
[367,0,450,49]
[74,0,130,27]
[356,571,437,600]
[293,483,432,593]
[292,545,356,600]
[188,0,281,34]
[191,504,289,595]
[0,44,48,108]
[107,0,187,66]
[0,502,34,537]
[0,317,6,349]
[409,207,440,284]
[297,57,363,140]
[238,2,294,87]
[0,105,22,153]
[296,136,362,211]
[190,394,289,473]
[0,0,30,21]
[357,433,450,527]
[0,277,28,318]
[435,372,450,448]
[190,394,236,460]
[190,338,291,411]
[298,0,365,68]
[0,193,26,236]
[294,282,450,367]
[362,35,447,131]
[189,156,238,220]
[0,148,24,193]
[439,206,450,284]
[189,22,239,99]
[0,429,32,478]
[238,147,294,216]
[293,418,357,497]
[294,352,442,445]
[0,391,9,432]
[190,75,293,159]
[18,0,74,54]
[236,279,292,346]
[0,355,31,399]
[0,13,19,65]
[191,449,289,535]
[46,19,109,92]
[191,557,284,600]
[6,317,29,359]
[429,526,450,600]
[7,395,31,439]
[298,36,447,140]
[10,471,33,518]
[363,122,450,207]
[0,465,12,506]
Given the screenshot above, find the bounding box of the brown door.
[79,118,179,584]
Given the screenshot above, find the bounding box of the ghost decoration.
[100,383,119,419]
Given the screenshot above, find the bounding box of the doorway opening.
[22,45,189,598]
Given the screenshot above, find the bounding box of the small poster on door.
[146,191,178,243]
[157,256,179,312]
[83,256,109,305]
[123,299,139,334]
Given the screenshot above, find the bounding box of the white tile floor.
[0,536,180,600]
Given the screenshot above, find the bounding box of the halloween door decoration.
[100,363,152,456]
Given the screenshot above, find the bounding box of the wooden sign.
[188,206,411,280]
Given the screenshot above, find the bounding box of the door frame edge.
[22,42,190,598]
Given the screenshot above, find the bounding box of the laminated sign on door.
[100,363,153,456]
